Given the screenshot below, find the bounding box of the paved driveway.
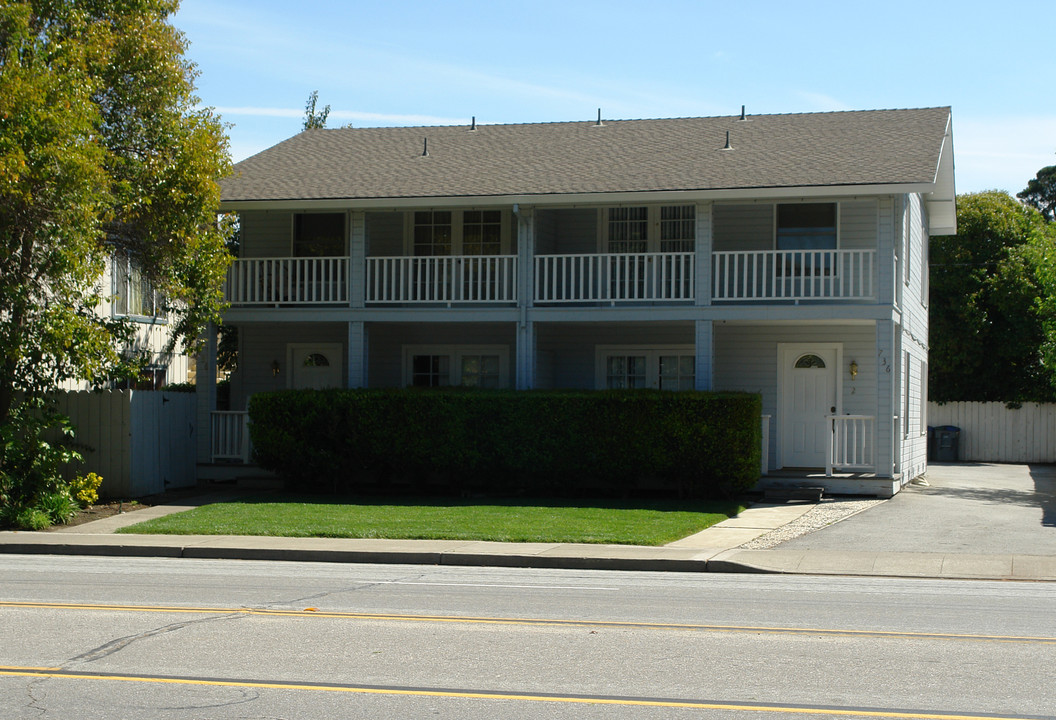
[778,463,1056,555]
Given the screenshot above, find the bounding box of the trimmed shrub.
[249,389,761,499]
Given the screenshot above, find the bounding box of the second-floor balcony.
[366,255,518,304]
[225,249,877,307]
[713,249,875,302]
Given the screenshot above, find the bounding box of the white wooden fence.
[927,401,1056,463]
[51,390,197,498]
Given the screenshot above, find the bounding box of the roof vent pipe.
[470,116,476,131]
[723,131,733,150]
[740,105,746,121]
[422,138,429,157]
[595,108,604,127]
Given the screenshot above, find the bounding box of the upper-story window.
[413,211,453,256]
[604,206,695,253]
[462,210,503,255]
[112,253,165,321]
[776,203,837,251]
[294,213,345,256]
[411,210,507,256]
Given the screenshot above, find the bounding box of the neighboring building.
[59,252,193,391]
[199,107,955,497]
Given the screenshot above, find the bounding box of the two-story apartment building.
[199,107,956,497]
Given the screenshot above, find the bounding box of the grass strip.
[116,496,746,546]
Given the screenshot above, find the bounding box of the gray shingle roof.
[221,107,952,203]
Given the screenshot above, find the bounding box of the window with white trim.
[776,203,837,251]
[596,346,695,390]
[410,210,508,256]
[112,253,166,321]
[603,206,695,253]
[403,345,510,388]
[294,212,345,257]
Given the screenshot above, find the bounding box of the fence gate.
[52,390,197,498]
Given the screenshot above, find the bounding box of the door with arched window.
[778,344,840,468]
[289,344,343,390]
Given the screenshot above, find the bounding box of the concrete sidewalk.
[2,479,1055,581]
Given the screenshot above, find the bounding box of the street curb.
[0,539,720,573]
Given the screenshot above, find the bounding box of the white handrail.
[226,257,349,305]
[366,255,517,303]
[827,414,875,475]
[211,411,251,463]
[535,252,694,303]
[713,249,875,301]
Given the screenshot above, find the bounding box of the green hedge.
[248,389,761,498]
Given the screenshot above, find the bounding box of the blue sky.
[173,0,1055,196]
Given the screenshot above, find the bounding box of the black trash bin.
[934,425,960,462]
[927,426,936,461]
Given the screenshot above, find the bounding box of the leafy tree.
[1018,163,1056,222]
[929,191,1056,402]
[0,0,231,524]
[303,90,330,130]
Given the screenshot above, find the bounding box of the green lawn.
[116,496,747,546]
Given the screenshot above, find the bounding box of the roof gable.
[221,107,953,206]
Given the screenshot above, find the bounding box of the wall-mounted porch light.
[849,360,858,380]
[271,360,281,377]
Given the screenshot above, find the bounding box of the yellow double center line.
[0,665,1045,719]
[2,601,1055,645]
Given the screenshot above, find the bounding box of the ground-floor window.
[596,346,695,390]
[403,345,509,388]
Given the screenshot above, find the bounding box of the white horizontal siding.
[714,323,878,472]
[840,199,878,250]
[232,323,347,408]
[367,322,518,388]
[535,208,597,254]
[365,212,404,256]
[713,203,773,252]
[536,322,695,389]
[240,210,291,257]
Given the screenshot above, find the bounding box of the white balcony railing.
[535,252,694,303]
[827,415,875,475]
[226,257,348,305]
[366,255,517,304]
[713,249,875,301]
[211,411,251,463]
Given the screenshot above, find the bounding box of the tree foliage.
[303,90,329,130]
[0,0,231,523]
[929,191,1056,402]
[1018,163,1056,222]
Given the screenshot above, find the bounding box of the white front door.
[289,344,343,390]
[780,344,840,468]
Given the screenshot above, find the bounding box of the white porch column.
[694,319,714,391]
[195,322,218,464]
[347,321,367,388]
[516,318,536,389]
[515,205,536,389]
[694,201,712,307]
[349,210,366,309]
[875,319,896,478]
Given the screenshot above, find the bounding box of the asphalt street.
[2,555,1055,719]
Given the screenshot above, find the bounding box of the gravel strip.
[738,497,885,549]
